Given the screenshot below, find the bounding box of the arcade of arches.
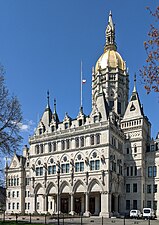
[33,179,122,216]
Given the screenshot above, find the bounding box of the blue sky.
[0,0,158,150]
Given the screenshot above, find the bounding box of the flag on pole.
[82,79,86,84]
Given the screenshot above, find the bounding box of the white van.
[130,209,142,219]
[143,208,155,219]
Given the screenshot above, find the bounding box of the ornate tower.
[92,11,129,118]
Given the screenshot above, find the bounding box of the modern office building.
[5,12,159,218]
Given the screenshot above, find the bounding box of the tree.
[0,66,22,157]
[140,6,159,94]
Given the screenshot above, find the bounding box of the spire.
[104,10,117,52]
[133,73,137,93]
[45,90,50,111]
[52,98,59,122]
[53,98,56,114]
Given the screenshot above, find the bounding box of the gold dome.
[95,48,126,72]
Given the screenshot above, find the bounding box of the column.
[69,193,74,215]
[99,191,110,218]
[83,192,90,217]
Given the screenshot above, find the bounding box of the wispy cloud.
[18,120,35,133]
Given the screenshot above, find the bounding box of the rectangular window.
[48,143,52,152]
[17,203,19,210]
[153,166,157,177]
[66,164,69,173]
[53,142,56,151]
[90,135,94,145]
[12,203,15,210]
[90,161,95,171]
[126,200,130,210]
[153,184,157,193]
[8,203,10,210]
[17,178,19,186]
[48,165,56,175]
[127,148,129,154]
[40,167,43,176]
[66,139,70,149]
[95,160,100,170]
[153,201,157,210]
[127,167,129,176]
[61,140,65,150]
[126,184,130,193]
[75,162,79,172]
[130,166,133,176]
[61,164,69,173]
[17,191,19,197]
[80,162,84,171]
[28,202,30,210]
[148,166,152,177]
[36,167,40,176]
[134,166,137,176]
[80,137,84,147]
[96,134,100,144]
[133,183,137,192]
[147,201,151,208]
[133,200,137,209]
[147,185,151,193]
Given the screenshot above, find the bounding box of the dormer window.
[65,123,69,129]
[39,128,42,135]
[79,119,82,126]
[94,115,98,123]
[51,126,55,132]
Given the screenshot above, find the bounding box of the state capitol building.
[5,12,159,218]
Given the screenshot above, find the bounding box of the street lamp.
[57,167,60,225]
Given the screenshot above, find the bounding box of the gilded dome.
[95,48,126,72]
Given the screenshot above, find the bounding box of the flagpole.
[80,60,82,108]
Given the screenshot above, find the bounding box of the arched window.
[61,140,65,150]
[80,136,84,147]
[35,145,39,154]
[96,134,100,144]
[75,153,84,172]
[90,135,94,145]
[75,137,79,148]
[40,144,44,153]
[48,143,52,152]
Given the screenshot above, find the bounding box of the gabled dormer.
[122,76,143,120]
[90,104,101,124]
[77,107,86,126]
[63,112,72,130]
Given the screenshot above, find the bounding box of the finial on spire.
[133,73,137,92]
[47,90,50,108]
[104,11,116,51]
[54,98,56,113]
[108,10,114,30]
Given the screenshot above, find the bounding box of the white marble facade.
[5,12,159,218]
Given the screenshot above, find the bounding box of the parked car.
[143,208,155,220]
[130,210,142,219]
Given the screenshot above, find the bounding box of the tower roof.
[95,11,126,73]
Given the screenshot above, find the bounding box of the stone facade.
[5,12,159,218]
